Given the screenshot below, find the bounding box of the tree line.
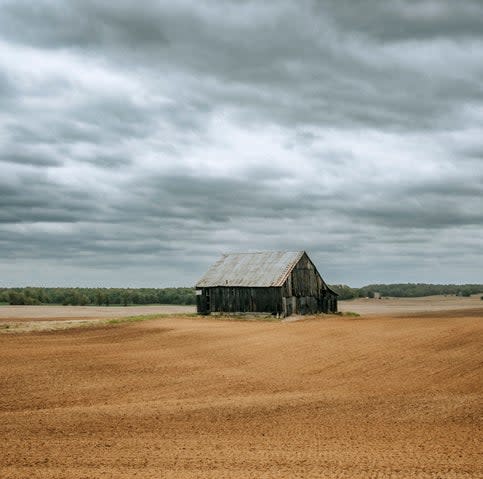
[330,283,483,300]
[0,288,196,306]
[1,284,482,306]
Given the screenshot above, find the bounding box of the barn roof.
[196,251,305,288]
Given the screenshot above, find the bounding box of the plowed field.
[1,306,482,478]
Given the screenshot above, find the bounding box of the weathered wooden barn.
[196,251,337,316]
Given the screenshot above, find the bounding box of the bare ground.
[0,304,195,321]
[338,294,483,315]
[0,301,482,478]
[0,305,196,332]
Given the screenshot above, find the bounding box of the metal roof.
[196,251,305,288]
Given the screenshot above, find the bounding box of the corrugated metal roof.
[196,251,305,288]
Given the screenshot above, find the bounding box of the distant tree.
[329,285,357,300]
[79,294,89,306]
[37,289,46,303]
[122,292,130,306]
[8,291,26,305]
[95,291,103,306]
[131,292,140,304]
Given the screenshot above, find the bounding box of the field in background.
[0,298,482,478]
[0,295,481,333]
[0,304,195,321]
[338,294,483,315]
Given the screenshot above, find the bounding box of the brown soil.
[0,305,482,478]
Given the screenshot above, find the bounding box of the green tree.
[8,291,26,305]
[95,291,103,306]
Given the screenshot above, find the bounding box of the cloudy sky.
[1,0,482,287]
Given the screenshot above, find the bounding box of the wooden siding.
[280,253,337,314]
[196,287,283,315]
[284,253,329,297]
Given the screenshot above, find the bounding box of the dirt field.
[0,305,196,333]
[0,304,195,321]
[339,294,483,315]
[0,302,482,478]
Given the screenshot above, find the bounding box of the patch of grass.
[0,313,200,335]
[333,311,361,317]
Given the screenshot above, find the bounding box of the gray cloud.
[0,1,169,50]
[328,0,483,41]
[3,150,62,167]
[0,70,15,100]
[0,0,482,286]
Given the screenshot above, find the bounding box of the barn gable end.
[196,251,337,317]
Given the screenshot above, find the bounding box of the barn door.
[205,289,211,313]
[196,289,210,315]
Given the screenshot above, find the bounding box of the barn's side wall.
[281,253,338,314]
[196,287,283,315]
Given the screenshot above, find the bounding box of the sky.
[1,0,482,287]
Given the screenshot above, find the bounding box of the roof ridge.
[222,250,303,255]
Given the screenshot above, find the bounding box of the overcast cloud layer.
[1,0,482,287]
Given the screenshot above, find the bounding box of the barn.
[195,251,338,316]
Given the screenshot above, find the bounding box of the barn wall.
[197,287,283,314]
[290,253,324,296]
[281,253,338,314]
[282,292,337,315]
